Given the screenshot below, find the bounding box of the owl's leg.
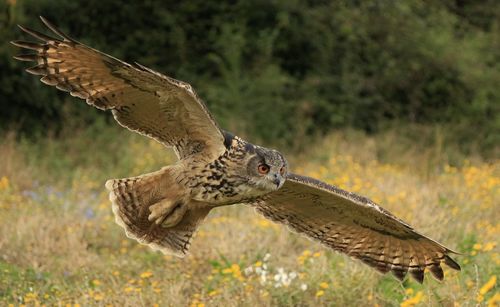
[106,167,213,256]
[148,199,188,228]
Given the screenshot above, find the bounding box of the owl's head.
[245,146,288,192]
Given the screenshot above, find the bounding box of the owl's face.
[245,146,288,192]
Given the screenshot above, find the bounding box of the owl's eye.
[257,164,270,175]
[280,166,286,176]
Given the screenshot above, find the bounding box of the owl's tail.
[105,167,210,257]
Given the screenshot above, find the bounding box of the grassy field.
[0,126,498,306]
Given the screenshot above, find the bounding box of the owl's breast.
[188,172,265,204]
[183,135,269,204]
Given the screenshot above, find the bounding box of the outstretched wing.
[11,17,226,161]
[249,173,460,283]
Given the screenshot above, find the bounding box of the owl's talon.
[148,199,187,228]
[161,204,187,228]
[148,199,175,222]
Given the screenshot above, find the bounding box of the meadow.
[0,126,498,306]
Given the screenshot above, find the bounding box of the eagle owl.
[12,17,461,284]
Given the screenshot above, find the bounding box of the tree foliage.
[1,0,498,153]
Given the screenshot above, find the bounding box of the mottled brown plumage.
[251,174,460,283]
[12,17,461,283]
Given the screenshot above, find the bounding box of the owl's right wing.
[11,17,226,161]
[248,173,461,283]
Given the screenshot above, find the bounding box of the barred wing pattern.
[11,17,225,161]
[250,173,460,283]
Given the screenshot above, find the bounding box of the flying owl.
[12,17,461,283]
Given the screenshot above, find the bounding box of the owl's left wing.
[11,17,226,161]
[248,173,460,283]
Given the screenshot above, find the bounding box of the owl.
[12,17,460,283]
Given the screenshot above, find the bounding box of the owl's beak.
[273,178,280,187]
[273,174,283,188]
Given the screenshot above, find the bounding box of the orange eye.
[257,164,270,175]
[280,166,286,176]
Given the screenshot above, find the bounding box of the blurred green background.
[1,0,499,156]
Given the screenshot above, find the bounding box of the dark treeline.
[1,1,498,153]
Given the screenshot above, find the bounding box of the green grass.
[0,126,498,306]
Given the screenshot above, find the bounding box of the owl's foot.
[148,199,188,228]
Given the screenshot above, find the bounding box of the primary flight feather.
[12,17,460,283]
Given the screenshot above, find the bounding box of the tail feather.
[105,168,209,257]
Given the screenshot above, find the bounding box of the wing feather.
[249,173,460,283]
[12,17,225,160]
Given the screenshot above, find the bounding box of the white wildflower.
[282,277,291,287]
[244,266,253,275]
[260,272,267,285]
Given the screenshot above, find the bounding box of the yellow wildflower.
[255,261,263,267]
[466,280,474,289]
[297,255,306,265]
[478,276,497,303]
[93,292,104,301]
[400,291,424,307]
[316,290,325,297]
[473,243,482,250]
[140,271,153,279]
[123,287,134,293]
[493,253,500,266]
[488,293,500,307]
[483,242,496,252]
[0,176,9,190]
[313,252,321,258]
[92,279,101,286]
[245,284,253,293]
[319,282,329,289]
[231,264,244,281]
[24,292,37,302]
[258,219,271,228]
